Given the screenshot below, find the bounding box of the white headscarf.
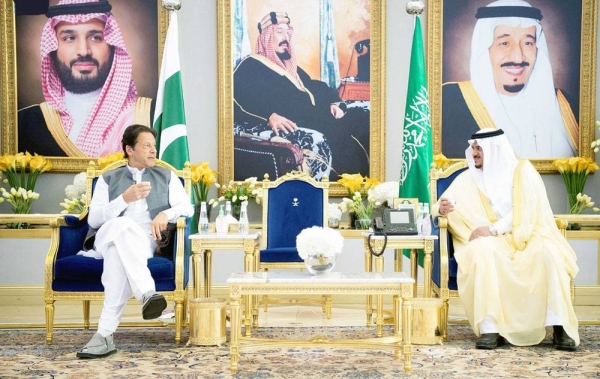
[470,0,575,158]
[466,128,518,218]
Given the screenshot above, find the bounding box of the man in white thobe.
[76,124,193,358]
[432,128,579,350]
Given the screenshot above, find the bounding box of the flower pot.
[304,253,336,275]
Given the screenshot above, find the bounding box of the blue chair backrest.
[431,166,467,290]
[266,180,324,249]
[436,167,467,199]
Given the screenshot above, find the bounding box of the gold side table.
[363,233,437,335]
[189,232,261,330]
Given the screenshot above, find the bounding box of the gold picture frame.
[0,0,168,173]
[427,0,598,173]
[217,0,386,196]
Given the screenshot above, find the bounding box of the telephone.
[372,208,418,236]
[353,39,370,82]
[354,39,370,54]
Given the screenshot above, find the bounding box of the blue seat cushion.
[260,247,303,263]
[52,255,176,292]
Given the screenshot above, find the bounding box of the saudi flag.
[399,16,432,266]
[153,12,189,170]
[400,16,432,204]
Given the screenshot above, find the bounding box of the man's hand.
[438,197,455,216]
[330,104,346,119]
[268,113,297,136]
[122,182,151,204]
[150,212,169,242]
[468,226,492,241]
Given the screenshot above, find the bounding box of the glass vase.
[304,253,336,275]
[354,218,371,230]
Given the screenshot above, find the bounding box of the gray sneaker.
[142,290,167,320]
[76,333,117,359]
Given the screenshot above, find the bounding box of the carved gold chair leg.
[83,300,91,329]
[45,300,55,345]
[175,300,184,344]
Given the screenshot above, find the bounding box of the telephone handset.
[373,216,385,235]
[354,39,370,54]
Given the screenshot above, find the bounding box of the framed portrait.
[428,0,598,173]
[0,0,168,172]
[217,0,385,196]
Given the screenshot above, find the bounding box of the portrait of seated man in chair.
[431,128,579,351]
[233,11,370,181]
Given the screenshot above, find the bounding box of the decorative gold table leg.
[229,286,241,374]
[410,249,418,297]
[203,249,213,298]
[243,243,256,330]
[423,240,434,298]
[364,246,373,327]
[401,283,413,374]
[393,294,401,360]
[192,248,201,298]
[375,255,384,337]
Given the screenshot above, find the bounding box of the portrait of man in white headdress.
[14,0,158,158]
[441,0,581,159]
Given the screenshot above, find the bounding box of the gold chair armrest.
[554,217,568,237]
[437,216,451,299]
[173,216,188,293]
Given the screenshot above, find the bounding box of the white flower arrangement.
[328,202,343,221]
[369,181,399,206]
[296,226,344,260]
[60,172,88,214]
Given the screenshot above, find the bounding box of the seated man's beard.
[503,84,525,93]
[276,51,291,61]
[50,48,114,94]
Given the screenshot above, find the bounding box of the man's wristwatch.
[488,224,498,236]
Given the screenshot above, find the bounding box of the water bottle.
[225,201,233,232]
[215,205,228,235]
[198,201,209,234]
[421,203,432,236]
[238,203,249,235]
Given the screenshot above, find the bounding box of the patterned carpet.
[0,325,598,378]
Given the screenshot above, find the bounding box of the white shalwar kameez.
[87,166,193,336]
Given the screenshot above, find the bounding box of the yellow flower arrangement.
[337,173,379,198]
[431,153,451,171]
[97,152,125,168]
[337,173,380,228]
[0,152,52,216]
[551,157,599,214]
[190,162,218,203]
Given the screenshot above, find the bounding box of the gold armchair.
[44,159,192,344]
